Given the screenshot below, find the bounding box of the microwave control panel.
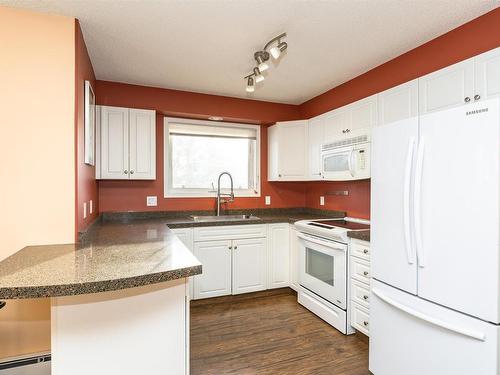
[357,150,366,170]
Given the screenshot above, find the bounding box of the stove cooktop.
[308,219,370,230]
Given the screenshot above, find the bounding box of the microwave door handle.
[348,150,355,177]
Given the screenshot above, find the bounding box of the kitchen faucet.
[216,172,234,216]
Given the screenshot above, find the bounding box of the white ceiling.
[2,0,498,104]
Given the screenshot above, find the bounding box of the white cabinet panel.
[371,117,418,294]
[350,239,370,261]
[193,240,232,299]
[170,228,194,300]
[419,58,474,114]
[267,125,280,181]
[377,79,418,126]
[349,95,377,134]
[267,223,290,289]
[324,107,349,142]
[351,302,370,336]
[289,226,300,291]
[232,238,267,294]
[417,99,499,323]
[129,109,156,180]
[308,117,325,179]
[100,106,129,179]
[474,46,500,101]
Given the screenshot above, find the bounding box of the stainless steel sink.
[190,214,260,222]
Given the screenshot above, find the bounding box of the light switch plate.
[265,196,271,205]
[320,196,325,206]
[83,202,87,219]
[146,196,158,207]
[89,200,93,214]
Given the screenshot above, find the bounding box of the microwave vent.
[322,135,369,151]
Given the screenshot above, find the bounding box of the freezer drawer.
[369,279,499,375]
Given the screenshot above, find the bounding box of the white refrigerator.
[369,98,500,375]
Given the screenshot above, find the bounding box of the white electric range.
[294,217,370,334]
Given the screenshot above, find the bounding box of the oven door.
[321,146,355,181]
[298,232,347,309]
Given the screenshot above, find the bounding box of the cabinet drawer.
[351,302,370,336]
[351,257,371,284]
[194,224,267,242]
[350,239,371,261]
[351,279,370,309]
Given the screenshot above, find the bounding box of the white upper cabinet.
[267,120,308,181]
[474,47,500,101]
[97,105,156,180]
[308,117,325,179]
[377,79,419,126]
[100,106,129,180]
[324,107,350,141]
[419,58,474,114]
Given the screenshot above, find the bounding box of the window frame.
[163,117,261,198]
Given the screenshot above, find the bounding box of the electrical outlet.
[146,196,158,207]
[320,196,325,206]
[265,196,271,205]
[89,200,93,214]
[83,202,87,219]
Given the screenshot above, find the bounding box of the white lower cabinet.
[187,224,291,300]
[289,226,300,291]
[193,240,232,299]
[267,223,290,289]
[350,238,371,336]
[232,238,267,294]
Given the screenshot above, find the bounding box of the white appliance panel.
[417,99,500,323]
[370,279,499,375]
[371,117,419,294]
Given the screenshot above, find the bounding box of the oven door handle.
[297,233,346,252]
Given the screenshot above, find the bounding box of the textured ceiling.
[2,0,499,104]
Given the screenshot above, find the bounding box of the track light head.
[254,51,270,72]
[253,67,265,83]
[270,41,288,59]
[246,76,255,92]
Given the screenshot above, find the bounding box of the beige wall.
[0,7,76,359]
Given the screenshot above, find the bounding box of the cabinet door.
[324,107,349,142]
[377,80,418,126]
[308,117,325,179]
[267,224,290,289]
[171,228,194,300]
[129,109,156,180]
[349,95,377,134]
[419,58,474,114]
[193,240,232,299]
[474,46,500,101]
[100,106,129,179]
[267,124,280,181]
[232,238,267,294]
[289,227,300,291]
[278,120,308,180]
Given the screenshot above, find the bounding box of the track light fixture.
[243,32,287,92]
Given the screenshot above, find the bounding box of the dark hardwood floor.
[190,288,370,375]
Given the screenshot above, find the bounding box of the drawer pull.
[363,295,369,300]
[363,249,369,254]
[363,321,369,326]
[363,271,369,276]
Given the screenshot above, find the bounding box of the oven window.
[305,248,334,286]
[324,154,349,172]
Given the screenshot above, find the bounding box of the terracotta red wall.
[96,81,306,212]
[76,20,99,231]
[298,8,500,219]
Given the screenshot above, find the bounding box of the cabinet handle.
[363,321,369,326]
[464,97,471,103]
[229,246,233,250]
[346,129,350,133]
[363,249,369,254]
[363,271,369,276]
[130,170,134,174]
[278,174,282,178]
[363,295,369,300]
[474,94,481,101]
[124,170,129,174]
[234,246,238,250]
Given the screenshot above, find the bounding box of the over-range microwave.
[321,135,370,181]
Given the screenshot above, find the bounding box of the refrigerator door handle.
[372,288,486,341]
[414,139,425,267]
[403,137,416,264]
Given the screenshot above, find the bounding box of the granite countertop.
[347,230,370,242]
[0,208,345,300]
[0,220,202,299]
